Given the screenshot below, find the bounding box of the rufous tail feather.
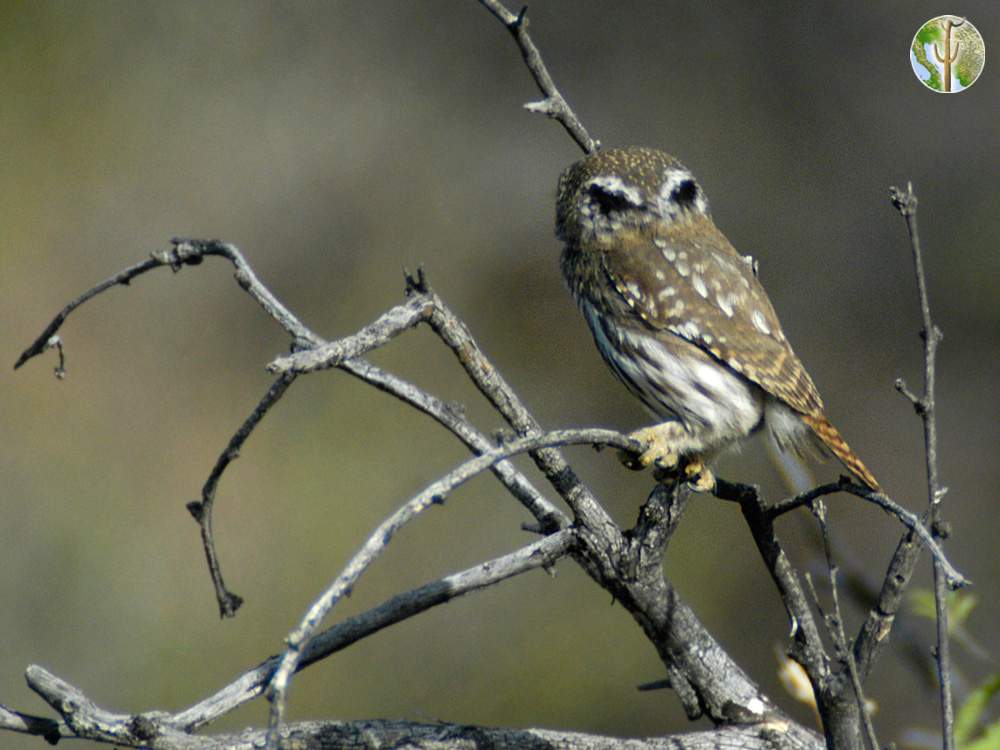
[800,413,881,493]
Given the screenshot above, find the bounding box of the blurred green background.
[3,2,998,747]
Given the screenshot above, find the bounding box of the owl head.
[555,147,711,246]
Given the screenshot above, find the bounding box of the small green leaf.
[908,590,978,632]
[956,674,1000,747]
[961,720,1000,750]
[910,589,936,620]
[951,593,979,628]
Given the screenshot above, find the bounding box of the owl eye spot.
[670,179,699,208]
[586,184,636,216]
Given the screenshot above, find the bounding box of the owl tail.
[800,413,882,493]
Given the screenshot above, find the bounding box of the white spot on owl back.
[657,286,676,301]
[752,309,771,335]
[655,270,665,281]
[654,236,668,249]
[692,274,708,298]
[675,320,700,339]
[675,259,690,277]
[625,281,641,300]
[717,293,735,318]
[663,248,677,262]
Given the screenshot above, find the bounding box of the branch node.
[443,400,467,420]
[889,183,917,216]
[931,519,951,540]
[156,238,208,270]
[128,712,168,741]
[894,378,926,413]
[493,428,517,446]
[511,5,528,29]
[524,97,557,115]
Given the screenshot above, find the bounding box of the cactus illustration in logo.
[911,16,985,92]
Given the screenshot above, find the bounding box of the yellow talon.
[683,458,715,492]
[620,425,679,471]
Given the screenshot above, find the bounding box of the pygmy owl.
[556,146,880,492]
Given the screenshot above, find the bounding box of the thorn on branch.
[511,5,527,29]
[637,679,671,692]
[220,592,244,617]
[479,0,597,153]
[48,336,66,379]
[403,265,429,295]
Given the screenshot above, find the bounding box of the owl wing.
[599,227,825,416]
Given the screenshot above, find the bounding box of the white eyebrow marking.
[585,176,642,206]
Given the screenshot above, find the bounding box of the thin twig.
[267,295,432,374]
[187,372,297,617]
[890,182,955,750]
[423,289,620,535]
[712,480,829,687]
[0,704,65,744]
[766,480,966,589]
[15,241,567,618]
[173,529,574,730]
[476,0,597,154]
[810,501,880,750]
[15,256,166,372]
[340,357,567,530]
[265,427,639,748]
[9,533,574,742]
